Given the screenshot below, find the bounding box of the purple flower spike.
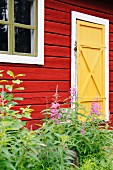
[70,87,76,95]
[80,128,85,135]
[51,102,60,109]
[90,101,102,117]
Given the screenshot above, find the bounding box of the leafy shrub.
[39,86,113,169]
[0,70,44,170]
[78,152,113,170]
[0,70,113,170]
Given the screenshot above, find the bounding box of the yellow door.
[77,20,105,118]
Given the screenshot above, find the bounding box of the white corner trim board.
[71,11,109,121]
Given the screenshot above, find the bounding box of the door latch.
[74,41,77,52]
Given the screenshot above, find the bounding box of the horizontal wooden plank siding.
[1,0,113,128]
[45,0,113,119]
[45,0,113,121]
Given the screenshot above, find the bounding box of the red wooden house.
[0,0,113,129]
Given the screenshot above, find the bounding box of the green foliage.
[36,120,75,170]
[39,87,113,169]
[0,71,113,170]
[0,70,44,170]
[78,152,113,170]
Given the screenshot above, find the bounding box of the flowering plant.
[1,70,113,170]
[0,70,44,170]
[40,86,113,169]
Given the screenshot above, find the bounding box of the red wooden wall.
[45,0,113,125]
[1,0,113,129]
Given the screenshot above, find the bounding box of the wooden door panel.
[77,20,105,116]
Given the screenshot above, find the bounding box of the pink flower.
[90,102,102,117]
[51,108,58,115]
[50,101,61,123]
[80,128,85,135]
[92,118,96,121]
[51,102,60,109]
[56,113,61,119]
[70,87,76,95]
[70,87,77,104]
[56,120,60,124]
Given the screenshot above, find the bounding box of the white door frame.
[71,11,109,121]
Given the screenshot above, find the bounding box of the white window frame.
[0,0,44,65]
[71,11,109,121]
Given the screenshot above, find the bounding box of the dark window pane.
[0,0,8,21]
[15,27,33,53]
[14,0,34,25]
[0,24,8,51]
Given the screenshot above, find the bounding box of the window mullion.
[8,0,11,54]
[9,0,14,54]
[12,0,14,55]
[0,20,9,25]
[14,23,35,29]
[34,0,37,56]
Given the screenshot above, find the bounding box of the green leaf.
[2,148,11,159]
[23,111,31,119]
[15,87,24,91]
[7,70,15,78]
[15,73,25,77]
[12,79,23,84]
[8,101,18,106]
[13,97,23,101]
[0,71,4,78]
[5,94,13,101]
[0,73,3,77]
[0,85,4,88]
[0,80,8,82]
[0,70,4,73]
[5,85,13,92]
[15,114,23,118]
[6,162,16,170]
[22,121,26,126]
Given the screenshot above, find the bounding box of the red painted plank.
[13,91,70,105]
[110,24,113,33]
[0,80,70,93]
[54,0,113,16]
[109,72,113,82]
[109,82,113,91]
[44,45,70,57]
[109,33,113,42]
[110,42,113,51]
[109,61,112,71]
[109,51,113,61]
[109,102,113,113]
[16,81,70,93]
[45,21,70,36]
[45,8,70,24]
[109,92,113,102]
[45,0,70,12]
[45,33,70,47]
[0,66,70,81]
[44,57,70,69]
[45,1,113,24]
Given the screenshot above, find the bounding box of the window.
[0,0,44,64]
[71,11,109,121]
